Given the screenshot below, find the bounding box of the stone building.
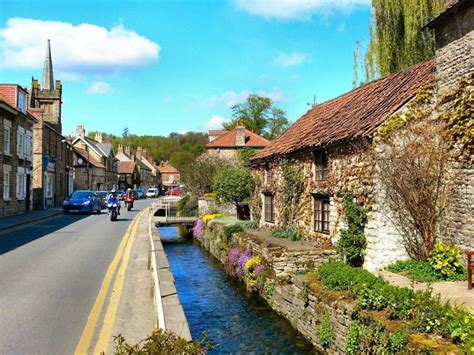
[71,127,117,191]
[29,41,74,209]
[251,0,473,271]
[0,85,36,216]
[206,124,270,161]
[135,146,158,188]
[251,61,435,271]
[157,161,180,192]
[117,161,140,191]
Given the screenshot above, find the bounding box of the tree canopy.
[365,0,443,80]
[223,95,289,140]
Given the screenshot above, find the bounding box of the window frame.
[4,126,11,154]
[264,193,275,223]
[313,150,329,181]
[313,196,330,233]
[3,171,10,200]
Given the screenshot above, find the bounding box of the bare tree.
[375,121,455,260]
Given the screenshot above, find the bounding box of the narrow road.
[0,199,153,354]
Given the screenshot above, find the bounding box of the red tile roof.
[0,85,17,107]
[118,161,136,174]
[254,60,435,161]
[208,130,226,136]
[157,163,179,174]
[206,128,270,148]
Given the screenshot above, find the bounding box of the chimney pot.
[76,125,85,138]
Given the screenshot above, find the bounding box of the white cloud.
[274,52,309,67]
[197,88,285,108]
[161,96,174,104]
[204,115,228,130]
[87,81,113,95]
[0,18,159,74]
[234,0,370,20]
[338,23,346,32]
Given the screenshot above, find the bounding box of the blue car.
[63,190,102,214]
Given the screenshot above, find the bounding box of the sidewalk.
[0,208,63,232]
[377,270,474,313]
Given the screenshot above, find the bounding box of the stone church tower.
[30,39,62,133]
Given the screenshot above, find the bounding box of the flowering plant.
[194,219,204,241]
[202,213,224,224]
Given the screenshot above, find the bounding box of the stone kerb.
[147,206,191,341]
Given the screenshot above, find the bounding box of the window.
[314,197,330,233]
[4,126,11,154]
[3,172,10,200]
[264,167,273,185]
[17,128,25,158]
[46,173,53,198]
[16,172,26,199]
[264,194,275,223]
[17,90,27,113]
[314,150,329,180]
[25,130,33,160]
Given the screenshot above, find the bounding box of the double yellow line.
[74,211,143,355]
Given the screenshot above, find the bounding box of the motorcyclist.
[125,188,134,208]
[107,189,121,215]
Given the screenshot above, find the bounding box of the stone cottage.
[206,124,270,161]
[251,0,473,271]
[0,85,36,216]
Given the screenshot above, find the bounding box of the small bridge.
[153,216,198,226]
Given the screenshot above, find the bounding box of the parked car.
[135,188,146,199]
[63,190,102,214]
[166,186,187,196]
[97,191,108,208]
[146,187,159,198]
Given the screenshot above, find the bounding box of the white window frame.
[4,122,11,155]
[16,167,26,200]
[46,172,53,198]
[3,168,11,200]
[25,130,33,161]
[17,90,27,113]
[17,127,25,159]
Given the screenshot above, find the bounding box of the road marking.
[93,212,142,354]
[74,212,142,355]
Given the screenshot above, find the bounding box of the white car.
[146,188,158,198]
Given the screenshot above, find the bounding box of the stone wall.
[433,2,473,94]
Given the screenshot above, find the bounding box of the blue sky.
[0,0,371,137]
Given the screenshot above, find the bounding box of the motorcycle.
[124,194,134,211]
[108,201,118,221]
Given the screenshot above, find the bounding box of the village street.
[0,199,153,355]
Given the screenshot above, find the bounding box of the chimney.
[95,132,103,143]
[76,125,85,138]
[125,146,131,157]
[117,144,124,155]
[136,146,143,159]
[235,122,246,147]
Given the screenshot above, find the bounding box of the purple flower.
[254,265,264,275]
[238,255,250,273]
[194,219,204,241]
[229,247,241,263]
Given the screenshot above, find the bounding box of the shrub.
[178,195,198,216]
[223,224,244,239]
[429,242,465,278]
[387,258,466,282]
[345,323,360,355]
[270,227,302,241]
[317,314,334,349]
[213,167,253,204]
[318,261,382,291]
[336,194,367,266]
[202,213,224,224]
[113,329,211,354]
[241,220,258,229]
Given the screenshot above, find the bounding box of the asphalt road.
[0,199,153,355]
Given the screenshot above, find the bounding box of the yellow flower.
[202,213,224,224]
[244,256,261,271]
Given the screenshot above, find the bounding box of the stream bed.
[160,226,314,354]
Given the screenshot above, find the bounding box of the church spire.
[42,39,54,90]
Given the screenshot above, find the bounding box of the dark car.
[63,190,102,214]
[98,191,108,208]
[135,188,146,199]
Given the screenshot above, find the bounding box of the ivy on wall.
[276,159,305,227]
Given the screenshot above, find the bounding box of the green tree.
[365,0,443,80]
[223,95,289,140]
[213,167,253,204]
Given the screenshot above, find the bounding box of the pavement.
[0,208,63,233]
[0,199,156,354]
[377,270,474,313]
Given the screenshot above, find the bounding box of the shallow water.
[161,227,314,354]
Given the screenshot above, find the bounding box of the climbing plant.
[336,194,368,267]
[276,159,305,227]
